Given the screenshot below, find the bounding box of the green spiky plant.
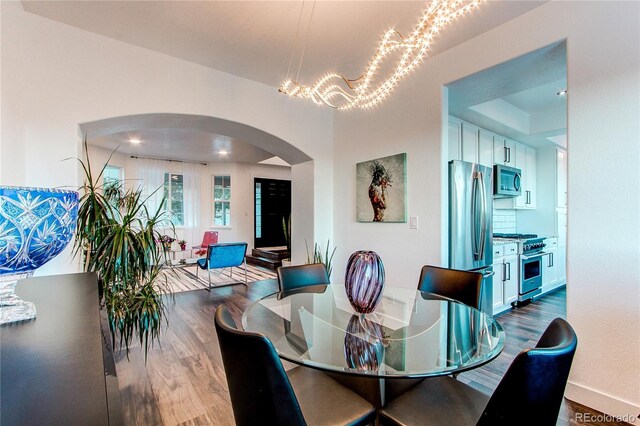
[72,140,172,360]
[305,239,336,278]
[282,214,291,254]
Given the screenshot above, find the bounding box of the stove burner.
[493,233,538,239]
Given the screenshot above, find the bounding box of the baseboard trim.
[565,381,640,425]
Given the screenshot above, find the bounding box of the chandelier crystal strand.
[279,0,484,110]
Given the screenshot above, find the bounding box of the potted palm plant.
[73,142,171,359]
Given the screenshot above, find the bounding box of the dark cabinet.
[1,272,122,425]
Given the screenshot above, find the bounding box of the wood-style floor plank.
[178,353,235,425]
[146,345,208,425]
[115,349,164,426]
[115,283,630,425]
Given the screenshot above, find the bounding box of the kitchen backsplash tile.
[493,209,516,233]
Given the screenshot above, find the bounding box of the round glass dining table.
[242,284,505,380]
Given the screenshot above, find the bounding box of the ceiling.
[79,113,312,166]
[23,0,556,160]
[448,41,567,148]
[90,128,278,165]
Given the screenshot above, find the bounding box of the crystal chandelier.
[279,0,484,110]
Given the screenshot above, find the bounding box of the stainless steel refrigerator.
[449,160,494,315]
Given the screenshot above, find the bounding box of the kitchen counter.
[492,239,517,245]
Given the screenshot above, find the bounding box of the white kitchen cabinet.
[492,260,504,312]
[491,245,505,312]
[478,129,494,168]
[461,122,479,164]
[524,146,537,208]
[502,254,518,304]
[492,243,518,314]
[542,248,558,290]
[449,118,494,167]
[514,143,527,208]
[557,210,567,247]
[557,149,567,208]
[555,246,567,285]
[448,117,462,162]
[495,142,536,210]
[554,150,567,290]
[542,238,558,290]
[542,237,566,293]
[493,136,516,166]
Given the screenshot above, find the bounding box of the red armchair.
[192,231,219,256]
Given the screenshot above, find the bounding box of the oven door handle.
[520,252,547,260]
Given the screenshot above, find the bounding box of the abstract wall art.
[356,153,406,223]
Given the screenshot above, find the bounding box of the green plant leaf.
[305,239,336,279]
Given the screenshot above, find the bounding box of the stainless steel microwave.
[493,164,522,198]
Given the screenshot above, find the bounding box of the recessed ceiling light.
[218,150,228,155]
[129,138,141,144]
[556,89,567,96]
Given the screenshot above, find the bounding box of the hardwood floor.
[115,279,277,425]
[115,284,629,425]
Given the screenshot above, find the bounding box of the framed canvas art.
[356,153,407,223]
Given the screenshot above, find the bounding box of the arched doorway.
[79,113,314,266]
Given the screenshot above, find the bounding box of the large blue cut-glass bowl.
[0,186,79,324]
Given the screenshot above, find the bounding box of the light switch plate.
[410,216,418,229]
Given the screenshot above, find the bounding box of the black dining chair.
[417,265,483,309]
[379,317,578,426]
[277,263,330,292]
[214,306,376,426]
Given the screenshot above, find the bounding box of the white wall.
[333,1,639,419]
[0,2,332,275]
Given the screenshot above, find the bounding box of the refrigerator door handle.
[471,170,487,261]
[477,171,488,261]
[471,172,481,260]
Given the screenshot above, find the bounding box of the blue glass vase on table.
[0,186,79,325]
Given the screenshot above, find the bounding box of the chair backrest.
[214,306,306,426]
[477,317,578,425]
[417,265,483,309]
[201,231,219,247]
[277,263,330,292]
[206,242,247,268]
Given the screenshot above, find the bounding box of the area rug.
[159,263,276,293]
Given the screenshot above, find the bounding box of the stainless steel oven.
[494,234,546,304]
[519,253,544,301]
